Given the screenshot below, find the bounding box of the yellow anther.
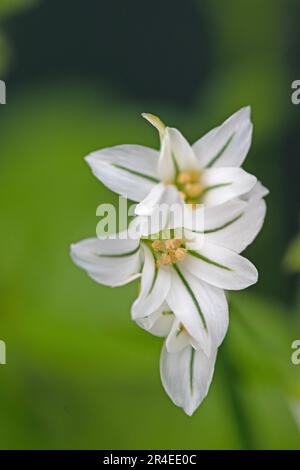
[151,240,165,252]
[165,239,183,250]
[160,253,172,265]
[189,170,200,183]
[165,239,174,250]
[177,171,193,185]
[169,250,177,263]
[150,238,186,267]
[177,169,200,185]
[184,182,203,199]
[172,239,183,249]
[175,247,187,261]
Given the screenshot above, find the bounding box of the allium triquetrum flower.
[85,107,257,215]
[71,108,268,415]
[71,197,263,414]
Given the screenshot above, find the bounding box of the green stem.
[219,342,255,450]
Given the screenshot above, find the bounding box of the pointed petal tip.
[84,153,95,168]
[84,151,102,165]
[245,261,259,287]
[262,185,270,197]
[70,242,79,254]
[183,401,204,416]
[142,113,166,135]
[183,407,195,417]
[240,105,251,117]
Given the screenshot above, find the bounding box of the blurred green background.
[0,0,299,449]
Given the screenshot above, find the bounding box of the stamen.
[177,171,193,185]
[165,239,183,250]
[177,169,199,185]
[175,247,187,261]
[151,240,165,252]
[169,250,177,263]
[165,239,173,250]
[184,182,203,199]
[176,169,203,204]
[150,238,186,266]
[160,253,172,265]
[172,239,183,249]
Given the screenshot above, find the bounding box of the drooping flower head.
[71,108,268,415]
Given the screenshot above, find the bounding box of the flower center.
[175,170,203,205]
[151,238,187,268]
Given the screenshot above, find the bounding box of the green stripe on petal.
[189,347,195,395]
[112,164,160,183]
[205,213,244,234]
[97,244,140,258]
[188,250,232,271]
[201,182,232,196]
[193,212,244,234]
[171,152,179,176]
[173,265,207,330]
[176,323,184,337]
[205,132,235,168]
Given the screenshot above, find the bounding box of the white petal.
[183,240,258,290]
[167,127,199,171]
[166,318,191,353]
[193,107,253,168]
[204,198,267,253]
[160,343,217,415]
[131,260,171,320]
[166,269,211,356]
[135,183,166,216]
[158,129,176,183]
[70,236,141,287]
[85,145,159,202]
[134,244,155,298]
[178,267,229,348]
[158,127,199,183]
[134,185,183,235]
[242,180,269,202]
[201,167,257,206]
[136,303,174,337]
[204,198,248,231]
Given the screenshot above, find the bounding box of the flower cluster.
[71,107,268,415]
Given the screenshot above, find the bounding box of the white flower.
[71,198,261,414]
[85,107,257,215]
[71,107,268,415]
